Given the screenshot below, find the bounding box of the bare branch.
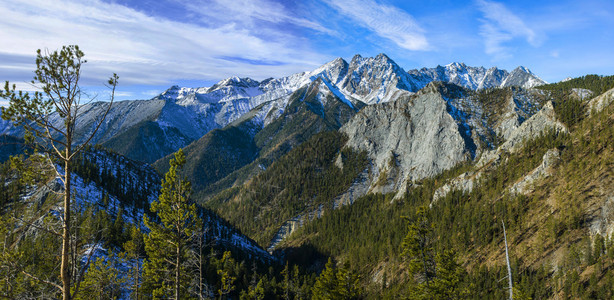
[71,74,117,158]
[13,214,62,238]
[21,270,63,291]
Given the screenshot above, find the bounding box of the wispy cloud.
[327,0,429,51]
[0,0,330,89]
[476,0,539,59]
[184,0,336,36]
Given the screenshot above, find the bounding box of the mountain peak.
[511,66,532,74]
[446,62,467,69]
[212,76,260,90]
[375,53,391,61]
[502,66,546,87]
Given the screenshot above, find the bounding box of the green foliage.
[282,129,569,298]
[553,95,585,128]
[1,45,118,300]
[123,225,145,299]
[143,148,202,299]
[104,120,193,164]
[197,82,361,200]
[312,258,361,300]
[208,131,368,247]
[429,250,469,300]
[74,254,126,300]
[217,251,237,299]
[72,146,158,220]
[153,120,259,190]
[401,206,436,287]
[535,74,614,128]
[537,74,614,96]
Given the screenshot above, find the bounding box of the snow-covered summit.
[407,63,545,90]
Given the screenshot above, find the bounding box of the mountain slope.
[181,77,363,200]
[152,119,260,191]
[102,121,192,164]
[274,85,614,299]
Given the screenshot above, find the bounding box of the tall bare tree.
[0,45,117,300]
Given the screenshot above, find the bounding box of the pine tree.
[401,206,436,287]
[312,258,339,300]
[143,149,202,299]
[429,250,468,300]
[335,263,361,299]
[281,262,291,300]
[123,225,144,300]
[0,45,117,300]
[217,251,236,299]
[74,254,125,300]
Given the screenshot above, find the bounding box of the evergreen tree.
[335,263,361,299]
[401,206,436,287]
[74,254,125,300]
[123,225,145,300]
[0,45,117,300]
[429,250,468,300]
[217,251,237,299]
[143,149,202,299]
[312,258,339,300]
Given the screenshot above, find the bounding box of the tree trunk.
[503,221,513,300]
[61,153,72,300]
[135,261,140,300]
[199,236,204,300]
[176,243,180,300]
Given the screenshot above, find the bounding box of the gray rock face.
[510,148,560,195]
[589,196,614,238]
[493,89,543,140]
[432,172,480,203]
[588,87,614,115]
[434,101,567,202]
[341,83,473,198]
[498,101,566,153]
[334,166,372,207]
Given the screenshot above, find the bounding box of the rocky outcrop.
[334,166,372,207]
[498,101,566,153]
[588,87,614,115]
[434,102,567,202]
[341,82,474,199]
[509,148,560,195]
[432,172,480,203]
[588,196,614,238]
[493,89,543,140]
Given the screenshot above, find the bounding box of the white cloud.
[187,0,337,36]
[0,0,330,88]
[327,0,429,51]
[476,0,539,59]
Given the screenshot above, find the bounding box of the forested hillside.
[2,46,614,299]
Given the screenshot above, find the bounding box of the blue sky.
[1,0,613,104]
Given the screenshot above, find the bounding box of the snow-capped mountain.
[407,62,546,90]
[0,54,547,164]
